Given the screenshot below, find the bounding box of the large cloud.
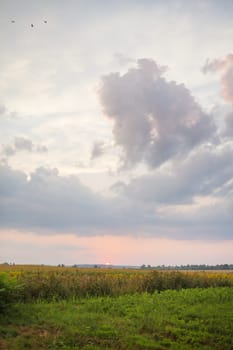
[0,165,149,234]
[99,59,216,168]
[0,164,232,239]
[112,145,233,204]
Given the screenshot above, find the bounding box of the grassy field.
[1,288,233,349]
[0,266,233,349]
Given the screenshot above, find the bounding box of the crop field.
[0,266,233,349]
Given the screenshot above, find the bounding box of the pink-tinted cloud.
[202,54,233,104]
[99,59,216,168]
[202,54,233,135]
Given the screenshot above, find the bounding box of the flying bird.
[10,20,47,27]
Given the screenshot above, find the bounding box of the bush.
[0,272,22,312]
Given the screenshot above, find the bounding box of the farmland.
[0,266,233,349]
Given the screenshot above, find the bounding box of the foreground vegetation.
[0,266,233,349]
[0,287,232,349]
[0,265,233,301]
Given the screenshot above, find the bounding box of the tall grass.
[1,266,232,302]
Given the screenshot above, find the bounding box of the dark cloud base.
[0,163,232,239]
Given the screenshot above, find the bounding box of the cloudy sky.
[1,0,233,266]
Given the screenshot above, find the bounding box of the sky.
[1,0,233,266]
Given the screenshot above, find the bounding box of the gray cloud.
[0,164,232,239]
[0,105,7,117]
[91,141,105,160]
[202,57,231,74]
[224,111,233,137]
[35,145,48,153]
[112,145,233,205]
[99,59,216,168]
[1,145,15,157]
[14,137,33,152]
[0,165,146,234]
[1,137,48,157]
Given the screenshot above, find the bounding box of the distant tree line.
[141,264,233,270]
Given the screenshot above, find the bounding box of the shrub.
[0,272,22,312]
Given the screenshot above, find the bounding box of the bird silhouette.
[10,20,48,27]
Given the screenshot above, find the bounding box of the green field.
[0,267,233,349]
